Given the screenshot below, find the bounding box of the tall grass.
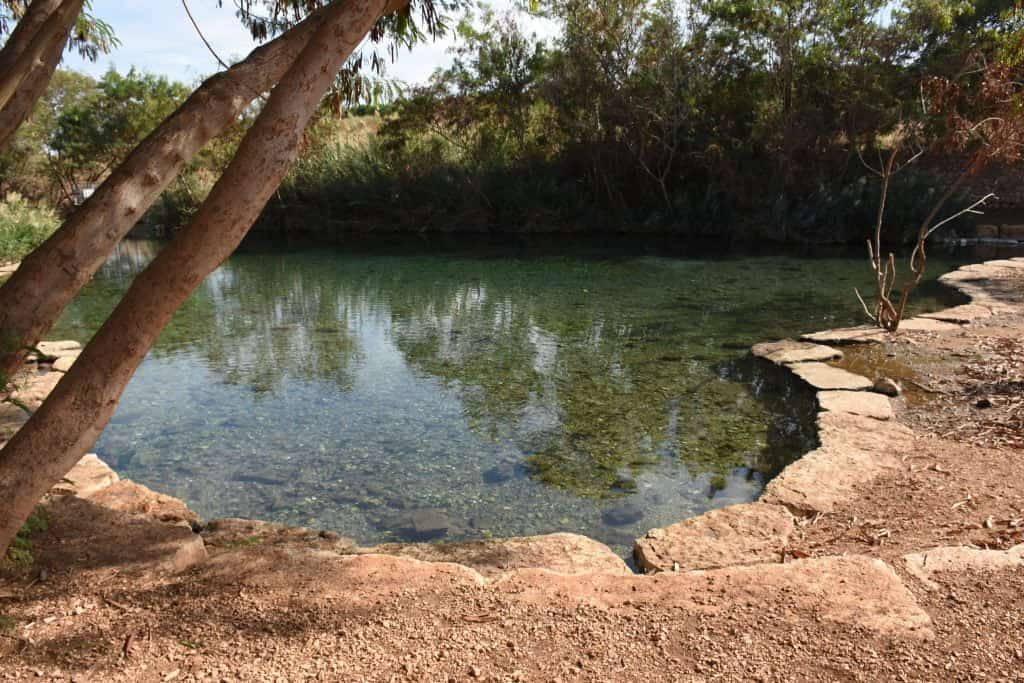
[254,135,967,243]
[0,193,59,264]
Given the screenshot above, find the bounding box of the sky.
[64,1,556,88]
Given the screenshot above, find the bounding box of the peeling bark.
[0,0,389,555]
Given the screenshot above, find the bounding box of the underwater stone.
[602,501,644,527]
[482,462,525,485]
[410,509,452,540]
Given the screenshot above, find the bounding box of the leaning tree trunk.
[0,0,64,85]
[0,0,84,150]
[0,9,326,383]
[0,0,389,555]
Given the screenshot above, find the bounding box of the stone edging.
[14,256,1024,642]
[634,256,1024,574]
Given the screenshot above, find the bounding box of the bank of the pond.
[1,256,1023,681]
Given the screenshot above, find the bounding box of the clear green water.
[50,238,969,556]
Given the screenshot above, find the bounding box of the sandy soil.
[0,263,1022,682]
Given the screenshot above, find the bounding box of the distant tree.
[0,69,94,198]
[47,68,190,201]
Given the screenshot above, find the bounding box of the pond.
[50,237,972,557]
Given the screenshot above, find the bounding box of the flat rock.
[498,555,933,640]
[634,503,794,573]
[817,409,915,452]
[905,545,1024,591]
[52,354,78,372]
[206,547,930,640]
[818,390,893,420]
[919,304,994,324]
[801,326,887,345]
[35,340,82,356]
[10,371,62,408]
[751,339,843,365]
[88,479,201,527]
[898,317,962,333]
[763,413,912,513]
[789,362,873,391]
[41,495,207,576]
[372,532,631,579]
[52,454,119,498]
[0,401,29,441]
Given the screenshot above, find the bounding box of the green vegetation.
[0,193,58,263]
[3,505,48,567]
[1,2,1019,246]
[1,68,190,207]
[258,0,1022,241]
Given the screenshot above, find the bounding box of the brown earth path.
[0,258,1022,682]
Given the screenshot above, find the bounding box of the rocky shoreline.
[10,257,1021,578]
[1,256,1023,680]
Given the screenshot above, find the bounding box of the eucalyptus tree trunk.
[0,0,64,84]
[0,0,84,150]
[0,9,325,383]
[0,0,389,556]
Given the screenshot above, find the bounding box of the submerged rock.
[410,509,451,540]
[601,501,644,527]
[482,462,526,485]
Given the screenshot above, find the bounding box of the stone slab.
[818,390,894,420]
[35,340,81,356]
[43,494,208,576]
[634,503,794,573]
[372,532,631,579]
[498,555,933,640]
[816,409,915,452]
[751,339,843,365]
[0,401,28,440]
[904,545,1024,591]
[10,371,61,409]
[919,304,994,324]
[52,453,120,498]
[801,326,887,345]
[88,479,201,527]
[763,412,913,513]
[789,362,873,391]
[898,317,963,333]
[52,354,77,372]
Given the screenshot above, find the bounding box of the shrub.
[0,193,59,264]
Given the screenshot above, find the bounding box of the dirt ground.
[0,264,1022,682]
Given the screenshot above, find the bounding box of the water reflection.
[50,239,971,555]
